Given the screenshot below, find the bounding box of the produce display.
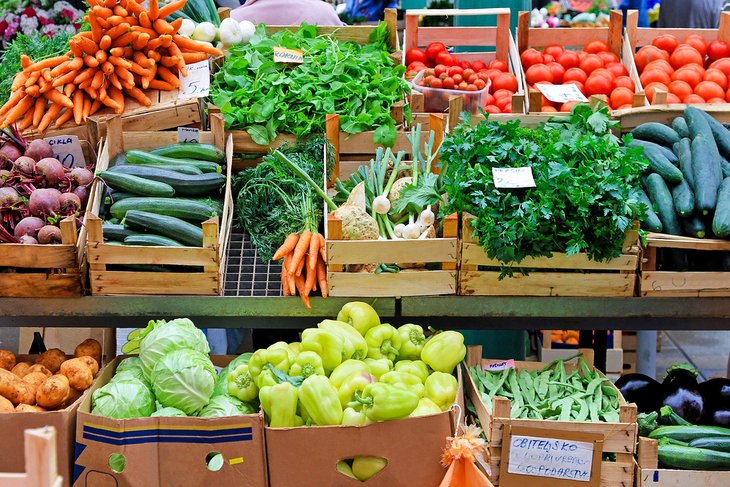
[0,338,101,412]
[549,330,580,346]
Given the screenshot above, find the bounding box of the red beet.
[24,139,53,162]
[13,156,35,175]
[69,167,93,186]
[36,158,66,186]
[28,188,61,217]
[0,169,10,181]
[59,192,81,214]
[72,185,89,208]
[14,216,44,239]
[18,235,38,244]
[0,187,19,207]
[37,225,62,244]
[0,143,22,163]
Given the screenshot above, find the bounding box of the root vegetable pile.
[272,230,328,308]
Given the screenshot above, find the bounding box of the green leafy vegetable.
[151,349,217,415]
[92,377,156,419]
[198,395,254,418]
[138,318,210,379]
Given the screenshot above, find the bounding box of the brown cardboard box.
[265,367,463,487]
[72,356,267,487]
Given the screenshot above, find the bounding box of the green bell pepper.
[409,397,443,417]
[341,407,368,425]
[260,382,298,427]
[421,330,466,374]
[352,456,388,481]
[397,324,427,360]
[363,358,392,380]
[298,375,343,425]
[424,371,458,411]
[351,383,419,421]
[288,341,302,356]
[267,341,297,362]
[227,363,258,402]
[288,351,325,378]
[248,346,291,378]
[337,370,377,407]
[336,460,357,480]
[301,328,344,374]
[393,360,429,383]
[380,371,425,398]
[329,359,370,389]
[365,324,402,361]
[319,319,368,360]
[256,369,278,388]
[336,301,381,336]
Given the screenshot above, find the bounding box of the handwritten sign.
[273,46,304,64]
[178,127,200,143]
[535,83,589,103]
[484,359,516,371]
[44,135,85,168]
[179,61,210,99]
[492,167,536,189]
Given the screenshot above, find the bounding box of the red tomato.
[520,48,544,69]
[489,59,509,72]
[707,97,726,103]
[465,84,478,92]
[496,95,511,110]
[683,35,708,57]
[695,80,725,100]
[597,51,620,65]
[666,93,682,104]
[558,50,580,70]
[467,74,478,84]
[430,78,443,88]
[458,81,468,90]
[442,77,455,89]
[493,72,518,92]
[461,61,472,70]
[645,59,675,75]
[475,78,487,90]
[425,42,447,62]
[616,103,634,110]
[541,106,558,112]
[668,80,693,101]
[493,89,514,101]
[483,105,501,114]
[644,82,669,103]
[672,67,703,88]
[579,54,604,75]
[434,64,447,77]
[546,62,565,84]
[612,75,635,91]
[704,68,728,90]
[484,68,501,81]
[725,86,730,102]
[564,79,586,94]
[710,58,730,76]
[543,53,555,64]
[684,93,706,103]
[652,34,679,54]
[583,39,610,53]
[605,62,629,78]
[544,44,565,59]
[635,45,670,72]
[564,67,588,84]
[525,64,554,85]
[584,74,612,95]
[435,51,457,66]
[407,62,426,72]
[640,68,672,87]
[560,101,580,112]
[447,66,464,77]
[463,68,475,79]
[405,48,427,66]
[708,40,730,62]
[472,60,487,71]
[502,103,513,113]
[592,68,616,80]
[610,87,634,109]
[453,74,464,84]
[670,46,704,70]
[482,93,495,106]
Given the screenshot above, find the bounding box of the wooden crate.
[636,437,730,486]
[459,214,641,296]
[540,330,624,374]
[0,427,64,487]
[465,345,638,487]
[85,115,233,296]
[640,233,730,297]
[323,113,457,297]
[405,8,526,119]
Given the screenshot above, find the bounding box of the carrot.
[109,86,125,114]
[24,55,69,73]
[101,61,115,75]
[108,72,123,90]
[109,56,133,69]
[64,83,76,98]
[104,0,116,7]
[153,18,173,35]
[120,76,135,90]
[89,99,103,116]
[160,56,180,68]
[147,50,161,62]
[85,55,100,68]
[131,25,159,39]
[77,37,100,57]
[289,230,312,276]
[92,5,113,18]
[138,12,152,29]
[37,102,63,133]
[109,47,125,57]
[82,94,92,120]
[283,253,296,295]
[25,85,40,97]
[41,68,52,83]
[106,22,130,40]
[149,0,159,20]
[54,108,73,128]
[2,95,35,126]
[114,65,135,86]
[124,0,144,16]
[317,256,328,298]
[74,67,97,84]
[87,11,103,43]
[107,15,125,27]
[0,89,26,117]
[181,51,208,64]
[32,96,46,127]
[294,274,311,308]
[50,60,70,77]
[69,41,84,58]
[148,79,174,91]
[82,86,98,99]
[156,66,180,87]
[124,86,152,106]
[100,90,123,112]
[112,32,136,48]
[99,35,112,51]
[174,35,223,56]
[113,5,128,16]
[43,89,74,108]
[52,69,79,88]
[11,73,29,91]
[20,55,31,68]
[294,256,305,277]
[96,50,108,65]
[146,34,171,51]
[303,261,316,296]
[24,71,41,88]
[132,33,150,50]
[91,70,105,90]
[17,109,33,132]
[133,51,154,68]
[281,264,291,296]
[308,233,320,274]
[77,31,93,39]
[128,61,152,77]
[273,234,299,261]
[158,0,187,18]
[97,16,111,30]
[72,90,84,125]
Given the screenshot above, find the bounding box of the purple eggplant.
[698,378,730,426]
[615,373,663,413]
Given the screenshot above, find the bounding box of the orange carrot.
[32,96,46,127]
[74,67,97,84]
[174,35,223,56]
[72,90,84,125]
[89,99,103,115]
[149,0,159,20]
[91,70,104,90]
[99,35,112,51]
[128,61,152,77]
[295,256,305,277]
[273,234,299,261]
[85,55,100,68]
[108,72,123,90]
[11,73,29,91]
[109,47,125,57]
[77,31,93,39]
[24,71,41,88]
[0,89,26,117]
[87,11,103,43]
[96,16,111,29]
[146,34,169,51]
[92,5,113,18]
[64,83,76,98]
[82,95,92,120]
[109,86,125,114]
[17,109,33,132]
[108,56,133,69]
[2,95,35,126]
[112,32,136,47]
[37,102,63,132]
[69,41,84,58]
[281,264,291,296]
[82,86,98,99]
[107,15,125,26]
[148,79,174,91]
[43,89,74,108]
[24,55,69,73]
[113,5,128,16]
[294,274,311,308]
[106,22,130,40]
[156,66,180,87]
[114,65,135,86]
[283,253,296,295]
[124,86,152,106]
[52,69,79,87]
[20,55,32,68]
[54,108,73,128]
[147,50,161,62]
[138,12,152,29]
[160,56,180,68]
[96,50,109,65]
[181,52,208,64]
[100,91,123,112]
[76,37,100,56]
[41,68,52,83]
[124,0,144,16]
[101,61,115,76]
[133,51,154,68]
[25,85,40,97]
[317,256,328,298]
[308,233,320,273]
[289,230,312,276]
[132,32,150,50]
[158,0,187,18]
[49,60,70,77]
[303,261,316,296]
[104,0,116,7]
[153,18,173,35]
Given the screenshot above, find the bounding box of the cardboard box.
[265,367,463,487]
[73,356,267,487]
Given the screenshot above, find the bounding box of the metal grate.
[224,223,283,297]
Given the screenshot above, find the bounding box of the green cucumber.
[124,210,203,247]
[103,223,140,242]
[149,143,225,163]
[650,425,730,442]
[638,188,663,232]
[631,139,678,165]
[658,443,730,470]
[98,170,175,197]
[685,106,713,139]
[124,234,184,247]
[672,117,689,139]
[689,437,730,453]
[677,138,694,189]
[125,149,221,173]
[109,191,135,202]
[108,165,226,196]
[643,146,684,184]
[722,158,730,178]
[111,152,128,167]
[691,134,723,215]
[683,215,706,239]
[712,178,730,238]
[672,178,695,217]
[632,122,681,146]
[647,173,683,235]
[110,197,219,222]
[145,164,203,175]
[699,109,730,160]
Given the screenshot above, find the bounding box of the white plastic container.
[411,70,491,113]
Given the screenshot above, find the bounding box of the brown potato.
[63,387,83,408]
[11,362,32,378]
[74,339,102,368]
[60,359,93,391]
[0,350,16,370]
[0,395,13,412]
[72,356,99,376]
[22,372,48,399]
[36,374,70,410]
[0,369,35,405]
[28,364,52,378]
[35,349,66,373]
[15,404,46,412]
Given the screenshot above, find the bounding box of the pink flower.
[22,8,36,18]
[60,9,76,21]
[38,15,52,26]
[0,20,7,36]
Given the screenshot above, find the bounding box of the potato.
[72,356,99,376]
[11,362,32,378]
[36,374,70,410]
[60,359,93,391]
[63,387,83,408]
[28,364,52,378]
[0,349,16,370]
[0,369,35,405]
[0,395,13,412]
[74,339,102,368]
[15,404,46,412]
[22,372,48,399]
[35,349,66,373]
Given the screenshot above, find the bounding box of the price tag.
[535,83,589,103]
[492,167,536,189]
[44,135,86,168]
[178,61,210,99]
[484,359,516,371]
[178,127,200,143]
[273,46,304,64]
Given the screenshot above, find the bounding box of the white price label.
[273,46,304,64]
[508,435,595,482]
[178,127,200,143]
[484,359,516,371]
[492,167,536,189]
[44,135,86,168]
[535,83,589,103]
[178,61,210,99]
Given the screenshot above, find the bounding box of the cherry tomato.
[461,61,472,70]
[467,74,478,84]
[463,68,475,79]
[489,59,509,72]
[466,84,478,91]
[475,79,487,90]
[430,78,443,89]
[447,66,464,77]
[472,60,487,71]
[458,81,468,90]
[442,77,455,89]
[453,74,464,84]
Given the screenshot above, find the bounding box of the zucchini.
[110,197,219,222]
[685,105,713,140]
[108,165,226,196]
[692,134,723,215]
[149,143,225,163]
[658,443,730,470]
[689,437,730,453]
[111,152,128,167]
[683,215,706,239]
[124,210,204,247]
[642,146,683,183]
[650,425,730,442]
[647,173,683,235]
[672,117,689,138]
[97,170,175,197]
[103,223,139,242]
[145,164,203,175]
[630,139,678,165]
[124,234,184,247]
[677,138,694,189]
[125,149,222,173]
[638,188,663,232]
[632,122,681,147]
[672,178,695,217]
[109,191,135,202]
[700,109,730,160]
[722,158,730,178]
[712,178,730,238]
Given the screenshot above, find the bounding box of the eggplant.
[663,363,699,389]
[698,378,730,426]
[662,383,704,424]
[615,373,663,413]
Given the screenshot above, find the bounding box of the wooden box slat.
[327,270,457,297]
[636,437,730,486]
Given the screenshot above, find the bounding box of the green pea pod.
[352,383,419,421]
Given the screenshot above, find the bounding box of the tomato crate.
[404,8,526,118]
[465,345,638,487]
[322,113,457,297]
[636,437,730,487]
[85,115,233,296]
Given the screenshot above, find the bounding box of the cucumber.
[712,178,730,238]
[647,173,683,235]
[108,165,226,196]
[125,149,222,173]
[672,178,695,217]
[685,105,713,139]
[699,109,730,160]
[630,139,678,165]
[672,117,689,138]
[643,146,684,184]
[722,158,730,178]
[677,138,694,189]
[109,191,135,202]
[689,437,730,453]
[124,234,184,247]
[658,443,730,470]
[691,134,723,215]
[124,210,203,247]
[97,170,175,197]
[650,425,730,442]
[683,215,706,239]
[638,188,663,232]
[111,152,128,167]
[145,164,203,175]
[149,143,225,163]
[632,122,681,146]
[103,223,139,242]
[110,197,219,222]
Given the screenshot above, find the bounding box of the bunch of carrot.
[272,230,328,308]
[0,0,223,133]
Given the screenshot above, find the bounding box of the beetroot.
[14,216,44,239]
[69,167,93,186]
[36,158,65,186]
[28,188,61,217]
[18,235,38,244]
[37,225,62,244]
[59,192,81,214]
[72,185,89,208]
[0,187,19,207]
[0,169,10,181]
[24,139,53,162]
[0,143,22,164]
[13,156,35,175]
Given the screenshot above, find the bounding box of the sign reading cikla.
[43,135,86,168]
[535,82,589,103]
[273,46,304,64]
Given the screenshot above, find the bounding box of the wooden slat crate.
[85,114,233,296]
[0,427,63,487]
[636,437,730,486]
[540,330,624,374]
[405,8,526,120]
[640,233,730,297]
[459,214,641,296]
[465,346,638,487]
[323,113,457,297]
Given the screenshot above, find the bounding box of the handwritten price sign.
[44,135,86,168]
[535,83,589,104]
[492,167,536,189]
[273,46,304,64]
[178,127,200,143]
[178,61,210,99]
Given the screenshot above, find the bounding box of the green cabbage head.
[151,349,216,415]
[198,395,253,418]
[139,318,210,379]
[151,407,187,417]
[92,377,155,419]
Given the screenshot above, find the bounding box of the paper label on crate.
[492,167,536,189]
[535,82,589,103]
[178,61,210,99]
[507,435,594,482]
[44,135,86,168]
[178,127,200,143]
[484,359,516,371]
[273,46,304,64]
